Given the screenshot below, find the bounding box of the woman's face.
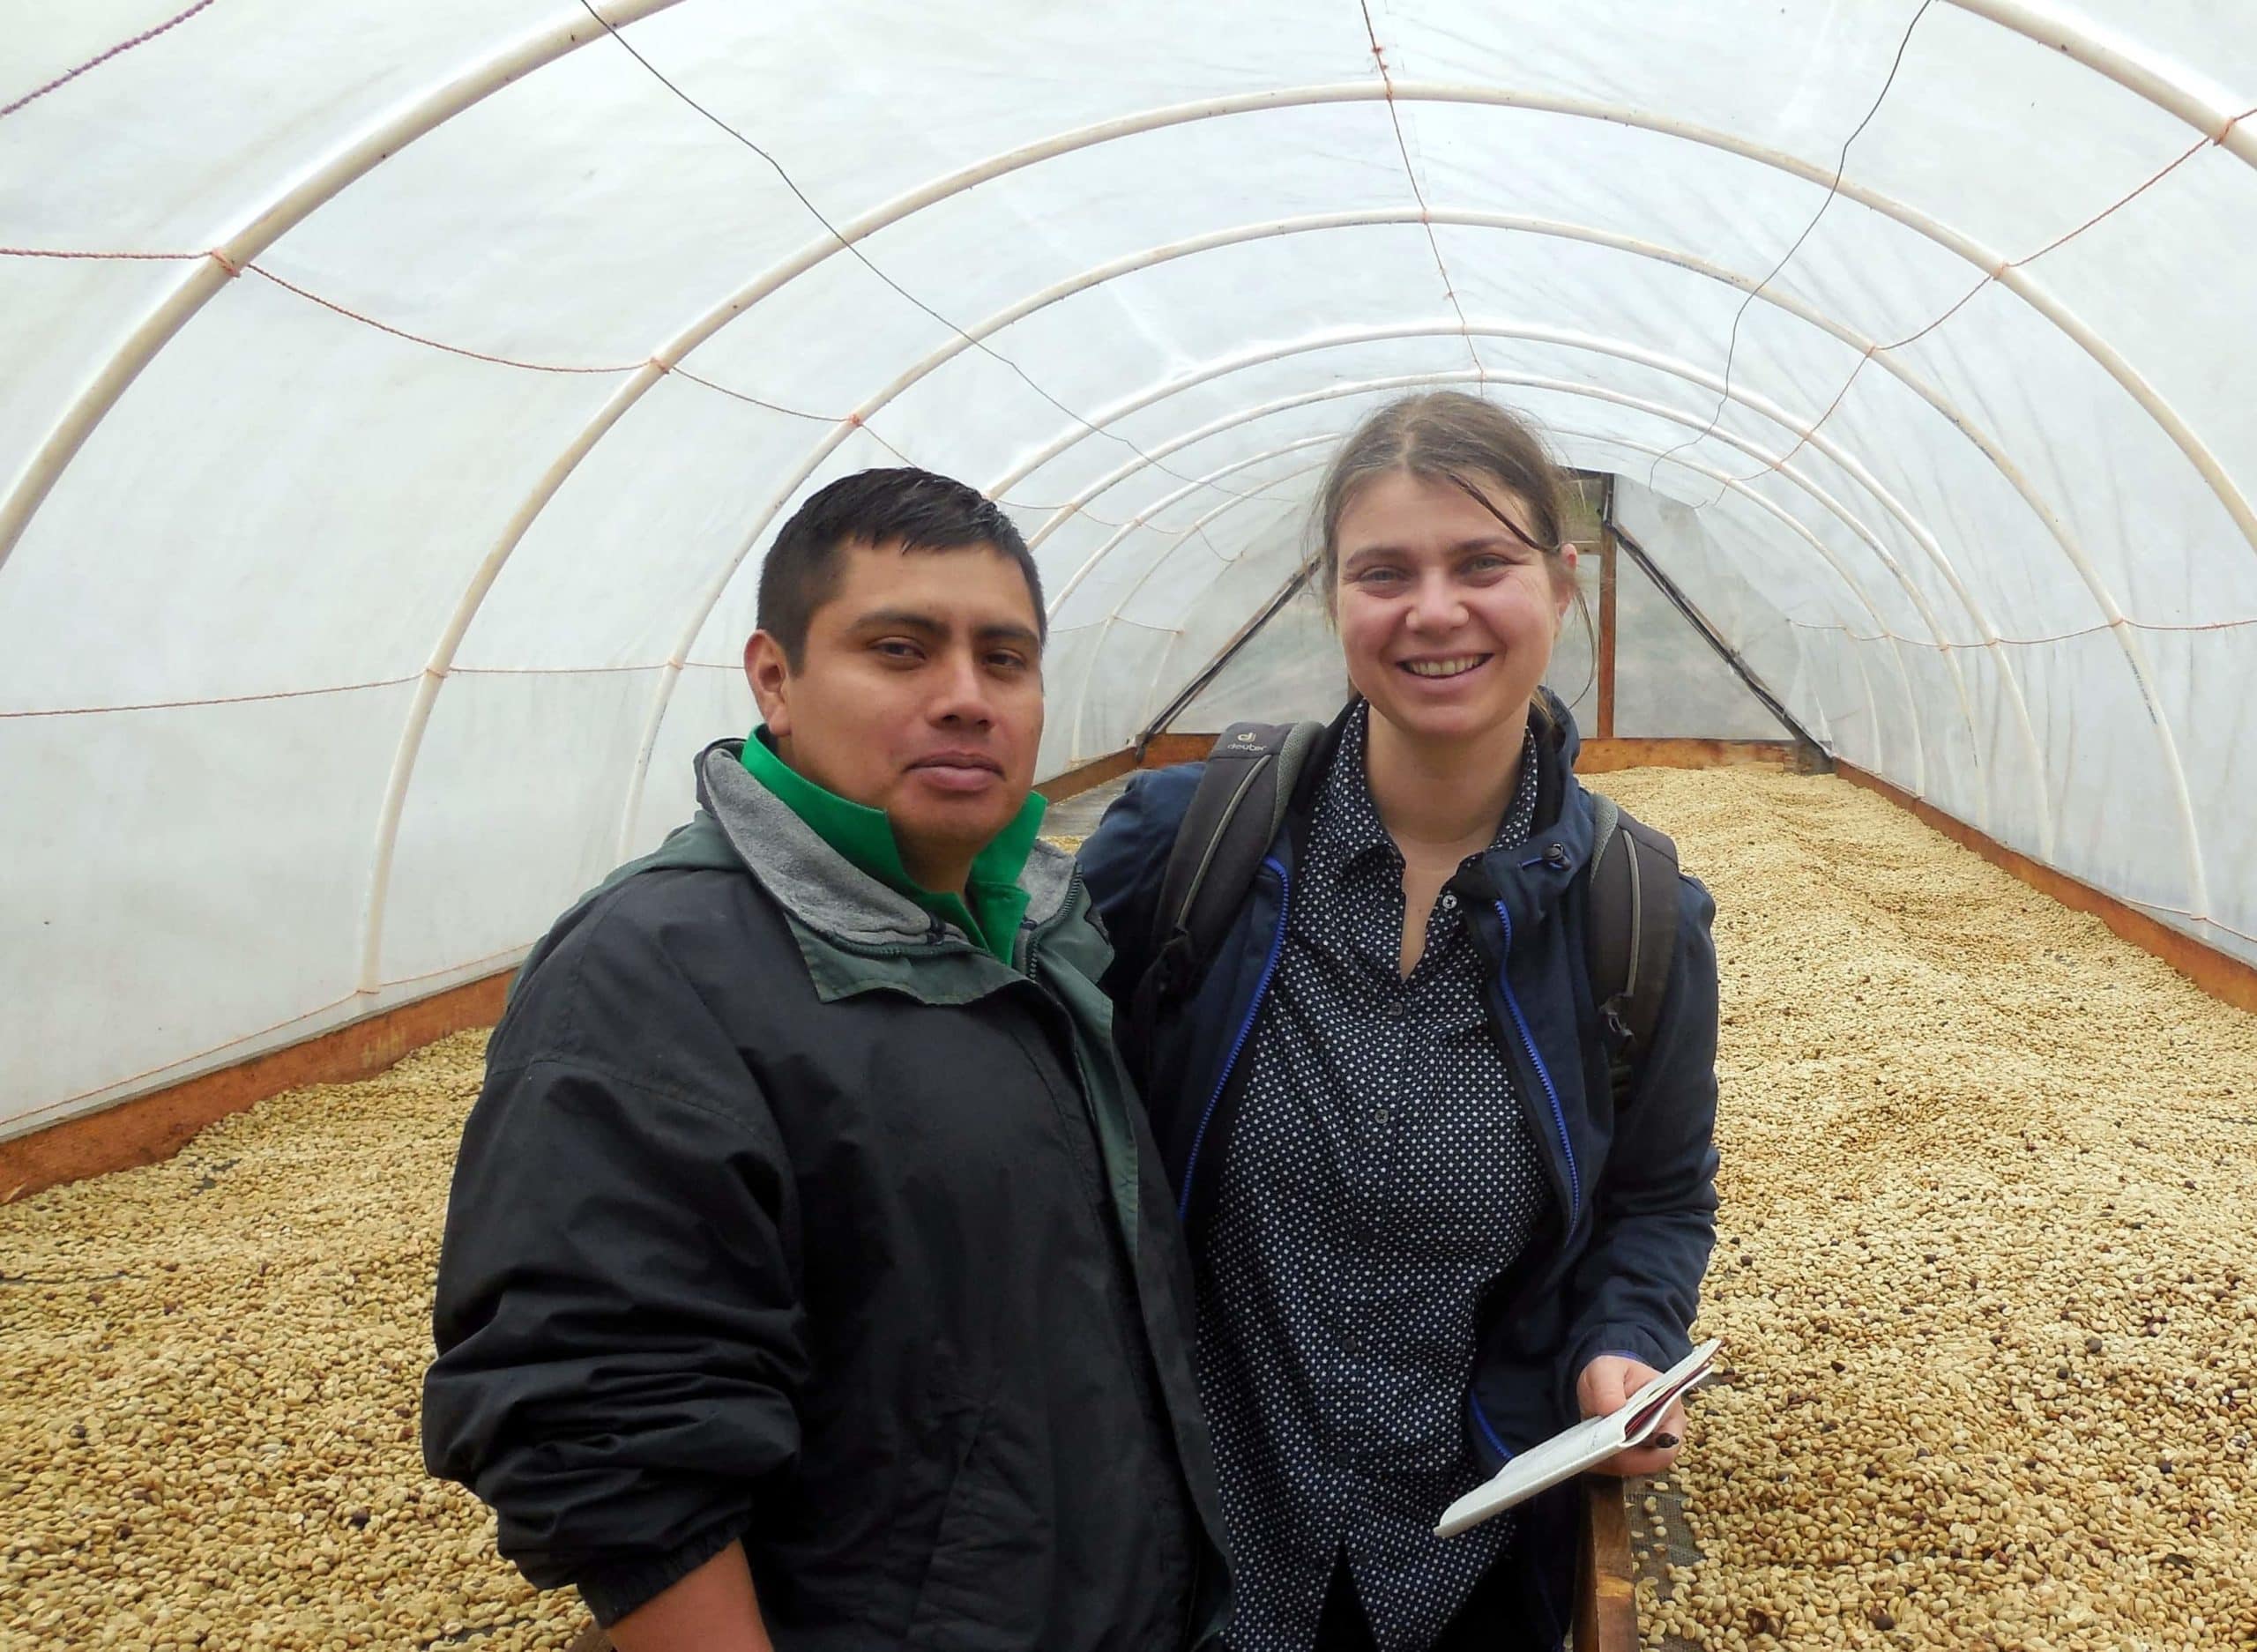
[1332,468,1575,748]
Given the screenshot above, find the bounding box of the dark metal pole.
[1597,474,1619,740]
[1133,561,1314,757]
[1604,508,1831,769]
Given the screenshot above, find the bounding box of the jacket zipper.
[1468,1388,1515,1462]
[1175,855,1290,1223]
[1016,865,1084,979]
[1490,898,1581,1223]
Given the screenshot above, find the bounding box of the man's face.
[746,540,1045,891]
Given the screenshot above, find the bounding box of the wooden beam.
[1037,748,1141,803]
[1578,737,1802,774]
[1139,733,1221,768]
[1148,733,1806,777]
[1575,1476,1640,1651]
[0,971,514,1202]
[1837,763,2257,1017]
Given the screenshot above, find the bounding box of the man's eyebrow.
[846,607,946,634]
[847,608,1042,648]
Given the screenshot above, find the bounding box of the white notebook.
[1434,1338,1722,1538]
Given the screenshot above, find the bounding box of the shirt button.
[1372,1107,1391,1127]
[1440,892,1457,910]
[1382,1001,1408,1022]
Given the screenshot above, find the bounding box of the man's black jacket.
[423,741,1230,1648]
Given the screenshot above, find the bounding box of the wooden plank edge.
[1135,733,1802,774]
[1576,1474,1640,1651]
[1036,748,1139,804]
[0,970,515,1202]
[1035,734,1807,788]
[1576,737,1803,775]
[1836,763,2257,1017]
[45,739,2168,1206]
[1036,734,1220,801]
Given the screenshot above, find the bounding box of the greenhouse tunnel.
[4,1,2255,1648]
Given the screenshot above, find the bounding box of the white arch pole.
[1046,440,1338,619]
[969,217,2174,875]
[9,43,2247,590]
[987,286,2211,866]
[1123,481,1332,745]
[1058,448,1336,761]
[1036,368,1935,802]
[374,198,2031,956]
[1945,0,2257,167]
[317,103,2228,963]
[1025,351,2005,822]
[612,275,1962,852]
[331,103,2225,962]
[591,117,2248,867]
[0,0,687,579]
[1553,433,1888,772]
[1071,439,1888,772]
[607,301,1949,868]
[1119,427,1894,778]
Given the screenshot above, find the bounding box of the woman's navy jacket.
[1076,697,1720,1633]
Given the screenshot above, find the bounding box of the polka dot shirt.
[1195,703,1551,1652]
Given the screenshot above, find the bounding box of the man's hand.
[606,1540,772,1652]
[1576,1355,1686,1477]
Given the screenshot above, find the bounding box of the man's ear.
[745,631,793,738]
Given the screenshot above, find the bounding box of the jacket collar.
[1298,688,1583,832]
[1471,688,1594,937]
[737,726,1045,964]
[696,740,1077,956]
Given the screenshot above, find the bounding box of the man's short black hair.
[756,468,1046,667]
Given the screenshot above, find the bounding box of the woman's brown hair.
[1312,391,1593,711]
[1314,391,1572,606]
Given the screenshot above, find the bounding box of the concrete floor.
[1039,774,1133,841]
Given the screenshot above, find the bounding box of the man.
[423,469,1228,1651]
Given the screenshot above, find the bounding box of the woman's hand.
[1576,1355,1685,1477]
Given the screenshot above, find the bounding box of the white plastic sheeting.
[3,0,2253,1134]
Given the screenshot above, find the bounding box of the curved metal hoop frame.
[0,19,2233,986]
[1027,368,1934,789]
[1113,426,1895,771]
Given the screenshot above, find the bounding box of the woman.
[1079,392,1720,1651]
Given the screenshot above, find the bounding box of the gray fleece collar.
[695,740,1076,950]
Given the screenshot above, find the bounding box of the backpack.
[1126,720,1680,1112]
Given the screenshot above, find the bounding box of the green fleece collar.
[740,726,1046,963]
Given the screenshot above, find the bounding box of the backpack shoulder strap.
[1134,720,1324,1019]
[1583,791,1681,1106]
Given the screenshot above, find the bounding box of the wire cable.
[1643,0,1934,493]
[572,0,1264,508]
[1359,0,1484,383]
[1,0,215,121]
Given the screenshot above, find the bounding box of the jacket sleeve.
[1074,763,1203,1007]
[421,898,808,1627]
[1559,873,1722,1398]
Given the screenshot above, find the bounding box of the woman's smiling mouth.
[1398,653,1493,680]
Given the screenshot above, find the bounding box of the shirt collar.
[1314,701,1396,870]
[1315,701,1546,867]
